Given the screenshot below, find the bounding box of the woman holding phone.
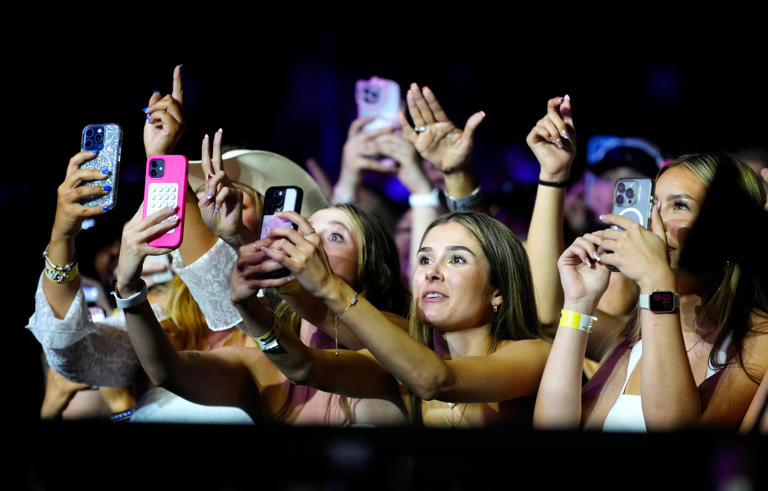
[534,153,768,431]
[230,208,549,427]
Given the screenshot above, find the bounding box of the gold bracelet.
[333,290,359,356]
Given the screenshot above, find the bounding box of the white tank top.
[602,336,731,432]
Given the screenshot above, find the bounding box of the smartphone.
[356,76,401,168]
[259,186,303,279]
[142,155,188,248]
[80,124,123,209]
[610,178,654,230]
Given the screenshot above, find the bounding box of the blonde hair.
[159,275,246,351]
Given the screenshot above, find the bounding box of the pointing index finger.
[172,65,183,104]
[277,210,314,235]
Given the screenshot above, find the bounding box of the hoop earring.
[492,304,498,313]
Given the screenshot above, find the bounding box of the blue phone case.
[80,123,123,209]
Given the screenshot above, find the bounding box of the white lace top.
[26,238,242,387]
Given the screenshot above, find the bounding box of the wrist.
[638,270,676,294]
[562,299,598,317]
[443,168,477,196]
[539,170,570,183]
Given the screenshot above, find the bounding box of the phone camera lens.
[150,169,157,177]
[625,188,635,199]
[94,134,104,143]
[616,194,625,205]
[617,182,625,192]
[151,160,158,167]
[84,140,93,149]
[85,129,95,138]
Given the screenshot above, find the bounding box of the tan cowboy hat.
[188,149,328,218]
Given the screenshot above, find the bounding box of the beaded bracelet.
[559,309,597,333]
[110,408,134,422]
[42,246,79,284]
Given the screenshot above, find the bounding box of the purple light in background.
[504,145,540,186]
[384,176,410,203]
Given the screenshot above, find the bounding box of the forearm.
[639,278,701,429]
[323,278,452,400]
[42,235,81,319]
[443,168,479,200]
[533,300,593,428]
[526,184,566,328]
[281,287,366,350]
[178,187,219,265]
[123,300,181,388]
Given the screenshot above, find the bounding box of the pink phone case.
[142,155,188,248]
[355,76,401,132]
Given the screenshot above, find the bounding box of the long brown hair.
[408,211,541,424]
[629,153,768,380]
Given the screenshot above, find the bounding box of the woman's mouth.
[422,291,448,302]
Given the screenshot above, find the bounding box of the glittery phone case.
[142,155,188,248]
[80,124,123,209]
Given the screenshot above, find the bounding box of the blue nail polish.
[142,106,149,112]
[101,169,111,175]
[152,90,160,94]
[214,206,220,213]
[146,115,151,121]
[90,149,99,153]
[103,185,112,191]
[102,205,110,211]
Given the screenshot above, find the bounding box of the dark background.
[6,5,768,422]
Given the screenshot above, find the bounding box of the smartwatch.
[639,291,679,313]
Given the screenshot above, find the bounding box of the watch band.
[112,280,148,309]
[445,186,483,212]
[639,291,679,313]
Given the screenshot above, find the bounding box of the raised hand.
[52,151,114,240]
[374,132,432,194]
[258,211,338,300]
[398,83,485,175]
[595,205,673,291]
[558,232,611,312]
[526,95,575,182]
[116,206,180,295]
[334,116,398,202]
[143,65,185,157]
[195,129,257,248]
[230,238,294,304]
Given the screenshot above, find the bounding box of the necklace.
[442,402,469,428]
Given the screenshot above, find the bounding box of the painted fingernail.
[153,90,160,94]
[90,149,99,153]
[102,185,112,191]
[214,206,220,213]
[555,138,564,149]
[217,128,223,133]
[204,134,209,140]
[146,115,151,121]
[561,129,569,140]
[142,106,149,113]
[564,94,571,101]
[599,215,606,221]
[102,205,110,211]
[101,169,111,175]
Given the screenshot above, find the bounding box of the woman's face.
[654,165,708,269]
[412,222,500,331]
[236,183,262,233]
[309,208,361,289]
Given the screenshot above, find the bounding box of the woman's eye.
[672,200,690,211]
[328,232,344,242]
[418,256,432,265]
[449,254,466,264]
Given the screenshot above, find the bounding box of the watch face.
[650,292,676,312]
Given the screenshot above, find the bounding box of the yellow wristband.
[253,324,281,353]
[275,280,300,294]
[559,309,597,333]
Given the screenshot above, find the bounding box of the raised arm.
[115,207,257,412]
[534,232,610,428]
[229,244,403,403]
[525,96,576,330]
[261,212,550,403]
[399,83,486,212]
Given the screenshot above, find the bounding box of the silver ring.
[414,125,427,133]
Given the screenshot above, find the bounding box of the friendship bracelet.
[538,179,568,188]
[42,246,79,284]
[559,309,597,333]
[253,324,281,353]
[110,408,134,422]
[408,188,440,208]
